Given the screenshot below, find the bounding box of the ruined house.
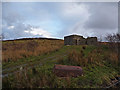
[64,35,97,45]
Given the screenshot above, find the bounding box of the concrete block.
[53,64,83,77]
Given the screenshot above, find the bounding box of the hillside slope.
[2,44,120,88]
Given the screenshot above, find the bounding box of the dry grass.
[108,52,118,65]
[3,45,120,88]
[68,50,87,66]
[2,39,64,62]
[3,65,59,88]
[67,46,119,67]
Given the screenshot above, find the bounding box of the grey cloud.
[2,14,32,39]
[2,3,38,39]
[2,23,33,39]
[2,3,24,26]
[66,2,118,40]
[84,2,118,30]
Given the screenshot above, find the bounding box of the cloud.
[2,2,118,40]
[2,3,24,26]
[2,2,53,40]
[7,26,15,29]
[3,22,52,39]
[84,2,118,39]
[60,2,118,39]
[84,3,118,30]
[57,3,91,38]
[24,27,52,38]
[60,3,90,21]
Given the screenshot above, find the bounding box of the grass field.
[2,39,64,63]
[2,39,120,88]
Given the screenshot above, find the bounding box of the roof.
[87,37,97,39]
[64,34,83,38]
[87,37,97,38]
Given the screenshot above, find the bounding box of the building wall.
[86,37,97,45]
[64,36,69,45]
[64,36,74,45]
[77,38,86,45]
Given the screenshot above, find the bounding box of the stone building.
[86,37,97,45]
[64,35,86,45]
[64,35,97,45]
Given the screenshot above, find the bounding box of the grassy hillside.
[2,39,64,63]
[2,41,120,88]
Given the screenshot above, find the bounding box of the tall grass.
[68,50,86,66]
[2,39,64,62]
[58,45,119,67]
[3,65,68,88]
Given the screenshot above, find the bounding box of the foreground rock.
[53,64,83,77]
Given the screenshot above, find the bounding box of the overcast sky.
[2,2,118,40]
